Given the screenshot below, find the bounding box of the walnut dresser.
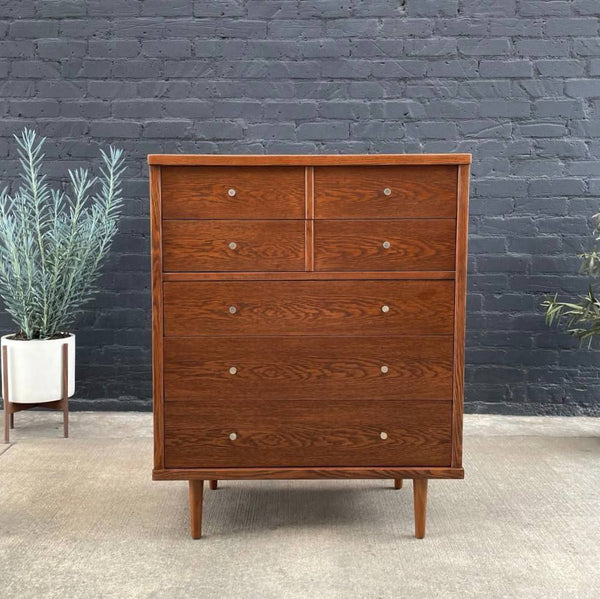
[149,153,471,539]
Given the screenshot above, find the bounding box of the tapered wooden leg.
[189,480,204,539]
[62,343,68,439]
[394,478,403,489]
[209,479,218,490]
[9,413,14,429]
[3,345,9,444]
[413,479,428,539]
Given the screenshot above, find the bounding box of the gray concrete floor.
[0,412,599,599]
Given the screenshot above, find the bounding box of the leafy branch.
[542,213,600,347]
[0,129,125,339]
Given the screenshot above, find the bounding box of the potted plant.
[543,213,600,344]
[0,129,124,406]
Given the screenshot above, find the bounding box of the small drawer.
[164,399,453,468]
[314,165,457,219]
[162,220,305,272]
[315,220,455,272]
[163,280,454,337]
[161,166,305,219]
[163,336,453,401]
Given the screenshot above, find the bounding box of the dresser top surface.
[147,153,472,166]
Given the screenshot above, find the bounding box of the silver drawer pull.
[380,365,389,374]
[380,432,388,440]
[229,432,237,441]
[381,305,390,313]
[383,188,392,196]
[229,366,237,375]
[228,306,237,314]
[228,241,237,250]
[382,240,391,249]
[228,188,236,197]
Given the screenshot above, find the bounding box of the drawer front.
[164,280,454,336]
[164,336,453,401]
[315,220,455,271]
[163,220,305,272]
[161,166,305,219]
[315,165,457,219]
[164,399,453,468]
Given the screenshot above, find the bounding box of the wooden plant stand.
[2,344,69,443]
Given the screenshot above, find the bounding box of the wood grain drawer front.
[314,165,457,219]
[315,220,455,271]
[164,280,454,336]
[163,220,305,272]
[164,399,453,468]
[164,336,453,401]
[161,166,305,219]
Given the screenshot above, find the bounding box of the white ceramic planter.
[1,334,75,403]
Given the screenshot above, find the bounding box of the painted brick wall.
[1,1,599,414]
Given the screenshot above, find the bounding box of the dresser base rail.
[154,467,464,481]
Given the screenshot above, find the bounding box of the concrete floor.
[0,413,598,599]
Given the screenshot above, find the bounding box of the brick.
[141,40,191,58]
[519,1,572,16]
[545,18,599,36]
[516,40,569,57]
[297,122,349,140]
[565,80,600,98]
[89,120,142,138]
[88,40,140,58]
[37,39,87,59]
[573,38,600,56]
[534,99,585,118]
[9,19,58,37]
[480,60,533,77]
[458,38,511,56]
[427,59,478,78]
[406,0,458,17]
[536,59,585,77]
[529,179,587,196]
[480,101,530,118]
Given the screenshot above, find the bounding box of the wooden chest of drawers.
[149,154,471,539]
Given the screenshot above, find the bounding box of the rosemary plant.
[0,129,125,340]
[543,213,600,346]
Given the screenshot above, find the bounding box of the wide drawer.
[161,166,305,219]
[163,220,305,272]
[164,399,453,468]
[314,165,457,219]
[164,280,454,336]
[163,336,453,401]
[314,220,455,271]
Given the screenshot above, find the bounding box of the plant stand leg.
[2,345,10,444]
[394,478,403,489]
[9,413,14,429]
[413,479,428,539]
[209,480,218,490]
[61,343,68,439]
[189,480,204,539]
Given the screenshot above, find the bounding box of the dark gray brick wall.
[1,0,599,414]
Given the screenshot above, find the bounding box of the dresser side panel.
[150,165,165,470]
[452,164,470,468]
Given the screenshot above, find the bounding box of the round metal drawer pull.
[228,241,237,250]
[380,365,389,374]
[228,306,237,314]
[380,432,388,440]
[382,240,391,249]
[229,366,237,375]
[229,432,237,441]
[228,188,236,197]
[381,305,390,313]
[383,188,392,196]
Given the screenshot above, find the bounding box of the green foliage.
[542,213,600,346]
[0,129,125,339]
